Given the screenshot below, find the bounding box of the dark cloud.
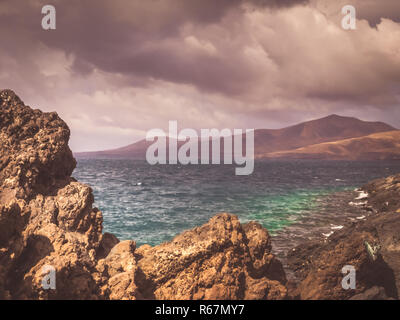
[1,0,399,102]
[0,0,309,95]
[0,0,400,152]
[356,0,400,27]
[313,0,400,27]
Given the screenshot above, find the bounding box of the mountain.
[253,114,395,154]
[264,130,400,160]
[75,114,398,160]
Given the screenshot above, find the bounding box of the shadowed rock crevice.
[7,235,54,298]
[359,255,397,299]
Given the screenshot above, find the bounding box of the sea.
[73,159,400,260]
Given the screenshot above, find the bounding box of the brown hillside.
[265,130,400,160]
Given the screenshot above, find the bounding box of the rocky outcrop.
[0,90,105,299]
[287,174,400,300]
[362,174,400,213]
[0,90,76,198]
[95,215,287,300]
[0,90,287,300]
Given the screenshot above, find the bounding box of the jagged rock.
[0,90,76,198]
[132,214,287,300]
[95,240,140,300]
[362,174,400,213]
[287,175,400,300]
[0,89,287,300]
[93,214,287,300]
[0,90,104,299]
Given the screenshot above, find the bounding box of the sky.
[1,0,400,152]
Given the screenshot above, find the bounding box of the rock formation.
[96,215,287,300]
[287,174,400,300]
[0,90,104,299]
[0,90,287,300]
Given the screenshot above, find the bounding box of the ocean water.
[73,159,400,257]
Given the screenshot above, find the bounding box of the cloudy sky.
[1,0,400,151]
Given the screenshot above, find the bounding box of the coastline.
[286,174,400,299]
[1,89,399,300]
[272,187,374,279]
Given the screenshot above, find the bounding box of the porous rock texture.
[0,90,103,299]
[0,90,287,300]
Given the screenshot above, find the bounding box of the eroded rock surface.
[0,90,287,300]
[95,214,287,300]
[0,90,105,299]
[133,215,286,300]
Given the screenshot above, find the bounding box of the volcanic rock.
[132,215,287,300]
[0,90,104,299]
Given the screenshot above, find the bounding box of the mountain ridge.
[75,114,398,160]
[264,130,400,160]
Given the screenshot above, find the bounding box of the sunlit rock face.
[0,89,104,299]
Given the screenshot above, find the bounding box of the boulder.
[133,214,287,300]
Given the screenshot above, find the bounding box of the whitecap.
[349,201,367,206]
[322,231,334,238]
[330,224,343,230]
[355,191,368,200]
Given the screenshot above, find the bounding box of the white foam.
[356,215,366,220]
[349,201,367,206]
[322,231,334,238]
[330,225,343,230]
[355,191,369,200]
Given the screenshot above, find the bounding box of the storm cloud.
[0,0,399,151]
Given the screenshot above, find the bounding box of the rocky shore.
[0,90,286,300]
[287,174,400,300]
[1,89,399,300]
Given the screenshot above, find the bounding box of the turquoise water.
[73,159,400,251]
